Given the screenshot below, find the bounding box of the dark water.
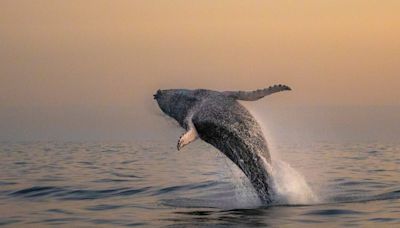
[0,141,399,227]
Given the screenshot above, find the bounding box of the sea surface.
[0,141,399,227]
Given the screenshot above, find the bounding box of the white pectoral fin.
[177,126,199,151]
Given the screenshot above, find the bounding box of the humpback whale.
[154,85,291,203]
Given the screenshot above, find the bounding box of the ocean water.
[0,141,399,227]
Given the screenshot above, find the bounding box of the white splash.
[267,158,319,205]
[217,152,262,209]
[230,167,263,208]
[217,147,319,207]
[226,154,319,207]
[246,105,320,205]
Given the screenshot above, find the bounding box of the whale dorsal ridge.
[222,84,291,101]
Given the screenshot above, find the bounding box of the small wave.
[152,184,194,196]
[327,188,400,204]
[269,160,319,205]
[367,150,379,154]
[9,182,221,202]
[9,186,64,198]
[58,187,150,200]
[35,217,84,225]
[369,218,398,223]
[369,189,400,201]
[85,204,124,211]
[162,198,226,209]
[111,172,142,178]
[9,186,151,200]
[303,209,365,216]
[0,181,17,186]
[92,178,132,183]
[152,181,219,196]
[0,219,20,226]
[334,180,390,188]
[46,208,75,215]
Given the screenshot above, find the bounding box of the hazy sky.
[1,1,399,141]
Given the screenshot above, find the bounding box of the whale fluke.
[223,84,291,101]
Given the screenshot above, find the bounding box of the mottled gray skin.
[154,86,290,203]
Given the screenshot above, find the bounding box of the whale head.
[154,89,198,126]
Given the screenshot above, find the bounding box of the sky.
[1,1,399,141]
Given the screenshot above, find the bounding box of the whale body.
[154,85,291,203]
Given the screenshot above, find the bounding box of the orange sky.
[1,1,400,141]
[1,0,399,107]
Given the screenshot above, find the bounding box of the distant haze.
[1,1,399,141]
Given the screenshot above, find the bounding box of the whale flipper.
[177,123,199,150]
[223,84,291,101]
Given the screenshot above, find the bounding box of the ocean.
[0,140,399,227]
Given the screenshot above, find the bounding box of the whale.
[154,84,291,203]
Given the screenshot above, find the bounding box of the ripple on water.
[0,218,20,226]
[85,204,124,211]
[0,181,17,186]
[151,181,219,196]
[46,208,75,215]
[1,141,400,227]
[9,186,151,200]
[303,209,365,216]
[9,186,64,198]
[369,217,398,223]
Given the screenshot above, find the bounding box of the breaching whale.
[154,85,291,203]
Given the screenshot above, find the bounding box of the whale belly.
[192,101,272,203]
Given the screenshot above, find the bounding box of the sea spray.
[262,157,319,204]
[230,166,262,208]
[247,105,319,205]
[260,135,319,205]
[221,150,319,207]
[217,151,262,208]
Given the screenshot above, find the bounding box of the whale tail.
[223,84,291,101]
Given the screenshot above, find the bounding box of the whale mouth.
[154,90,161,100]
